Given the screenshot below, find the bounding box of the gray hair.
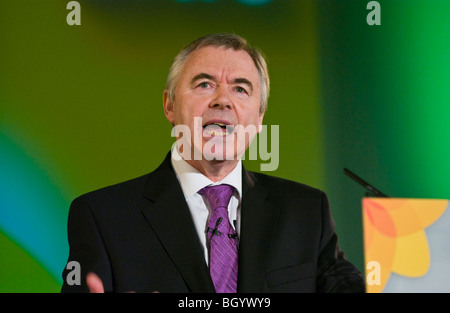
[165,33,270,114]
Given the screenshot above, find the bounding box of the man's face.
[164,46,265,162]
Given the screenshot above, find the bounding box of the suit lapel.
[141,153,215,293]
[238,168,279,292]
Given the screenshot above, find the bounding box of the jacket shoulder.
[247,170,324,198]
[70,153,174,213]
[74,173,150,204]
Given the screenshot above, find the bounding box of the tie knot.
[199,184,235,211]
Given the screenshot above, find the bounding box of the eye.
[198,81,210,88]
[235,86,247,94]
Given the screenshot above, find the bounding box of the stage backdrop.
[1,0,449,292]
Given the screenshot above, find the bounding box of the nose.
[210,85,233,110]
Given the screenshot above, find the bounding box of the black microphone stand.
[344,168,389,198]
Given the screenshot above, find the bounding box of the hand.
[86,272,104,293]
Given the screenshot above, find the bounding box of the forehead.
[181,46,260,83]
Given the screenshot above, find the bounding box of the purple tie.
[199,184,238,293]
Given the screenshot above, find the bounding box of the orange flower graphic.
[362,198,448,293]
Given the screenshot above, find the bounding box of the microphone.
[206,217,223,237]
[344,168,388,197]
[206,217,238,239]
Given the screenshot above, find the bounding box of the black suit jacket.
[61,153,365,293]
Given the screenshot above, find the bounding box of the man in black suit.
[61,33,365,293]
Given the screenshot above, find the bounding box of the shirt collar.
[170,146,242,200]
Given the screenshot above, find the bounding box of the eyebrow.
[191,73,215,85]
[233,78,253,92]
[191,73,254,92]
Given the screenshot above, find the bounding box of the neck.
[185,159,239,182]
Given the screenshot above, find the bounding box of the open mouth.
[203,121,234,136]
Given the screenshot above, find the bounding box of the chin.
[201,147,235,161]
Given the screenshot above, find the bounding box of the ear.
[163,90,174,124]
[257,110,265,133]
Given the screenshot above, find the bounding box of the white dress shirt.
[170,147,242,265]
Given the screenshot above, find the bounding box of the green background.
[1,0,449,292]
